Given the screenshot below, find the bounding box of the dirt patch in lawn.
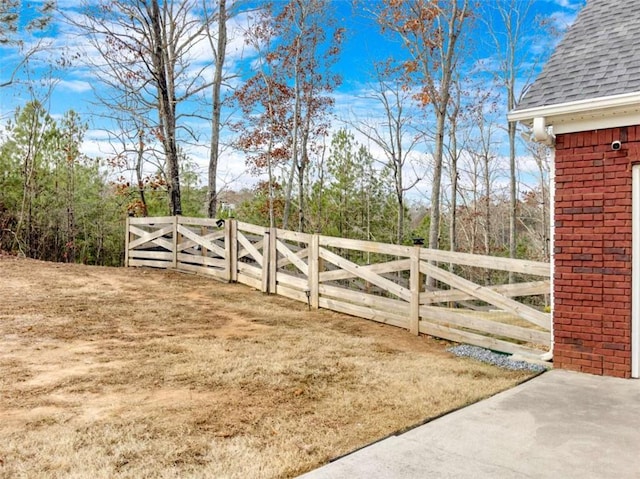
[0,255,535,478]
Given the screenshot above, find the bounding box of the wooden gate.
[126,216,230,281]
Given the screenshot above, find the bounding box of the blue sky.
[0,0,586,200]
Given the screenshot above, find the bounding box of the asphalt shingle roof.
[516,0,640,111]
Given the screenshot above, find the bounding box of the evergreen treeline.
[0,107,548,266]
[0,101,123,265]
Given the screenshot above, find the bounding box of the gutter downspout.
[532,117,555,362]
[533,116,555,146]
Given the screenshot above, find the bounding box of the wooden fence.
[126,216,551,359]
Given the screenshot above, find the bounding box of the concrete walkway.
[299,370,640,478]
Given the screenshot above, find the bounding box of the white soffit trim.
[508,91,640,134]
[553,111,640,134]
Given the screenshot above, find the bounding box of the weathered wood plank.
[319,297,409,329]
[420,262,551,330]
[275,228,312,243]
[269,227,277,294]
[277,247,309,269]
[319,259,411,283]
[128,259,172,269]
[177,229,225,252]
[129,216,174,225]
[237,221,267,235]
[237,273,261,290]
[172,216,179,268]
[237,262,262,278]
[176,224,226,257]
[125,217,131,267]
[419,306,550,345]
[177,216,223,227]
[410,247,420,335]
[237,239,264,262]
[237,231,264,266]
[493,280,550,296]
[229,219,238,282]
[420,280,550,305]
[419,321,546,359]
[180,247,201,257]
[261,230,270,293]
[176,253,225,269]
[309,235,319,309]
[276,272,308,290]
[319,235,413,257]
[129,250,173,261]
[419,248,550,277]
[276,240,309,276]
[319,247,411,302]
[200,226,208,258]
[277,284,309,304]
[319,283,409,316]
[129,225,174,250]
[176,262,227,280]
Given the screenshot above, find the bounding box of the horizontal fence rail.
[126,216,552,359]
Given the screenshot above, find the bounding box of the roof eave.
[508,91,640,134]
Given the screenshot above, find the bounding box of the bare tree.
[102,106,166,217]
[235,0,342,231]
[204,0,231,218]
[68,0,218,215]
[234,5,290,228]
[521,134,551,261]
[353,62,421,245]
[445,80,463,254]
[277,0,343,232]
[449,85,500,261]
[483,0,553,274]
[377,0,471,251]
[0,0,55,89]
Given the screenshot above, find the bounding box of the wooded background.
[0,0,558,267]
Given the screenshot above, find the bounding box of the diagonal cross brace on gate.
[419,262,551,331]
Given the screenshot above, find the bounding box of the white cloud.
[58,79,91,93]
[549,0,584,10]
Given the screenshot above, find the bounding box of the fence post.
[309,234,320,309]
[269,227,277,294]
[201,225,208,259]
[224,220,231,282]
[261,229,270,293]
[228,219,238,283]
[410,246,421,335]
[232,220,238,282]
[172,216,179,269]
[124,216,131,267]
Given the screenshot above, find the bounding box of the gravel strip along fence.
[448,345,549,373]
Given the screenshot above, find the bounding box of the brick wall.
[554,126,640,378]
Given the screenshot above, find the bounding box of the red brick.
[553,126,635,378]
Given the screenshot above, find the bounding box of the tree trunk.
[428,110,446,251]
[207,0,227,218]
[150,0,181,215]
[508,117,517,281]
[283,34,303,230]
[449,135,458,255]
[136,129,148,216]
[483,154,491,257]
[394,110,404,245]
[297,154,306,232]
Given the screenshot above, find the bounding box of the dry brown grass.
[0,255,535,478]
